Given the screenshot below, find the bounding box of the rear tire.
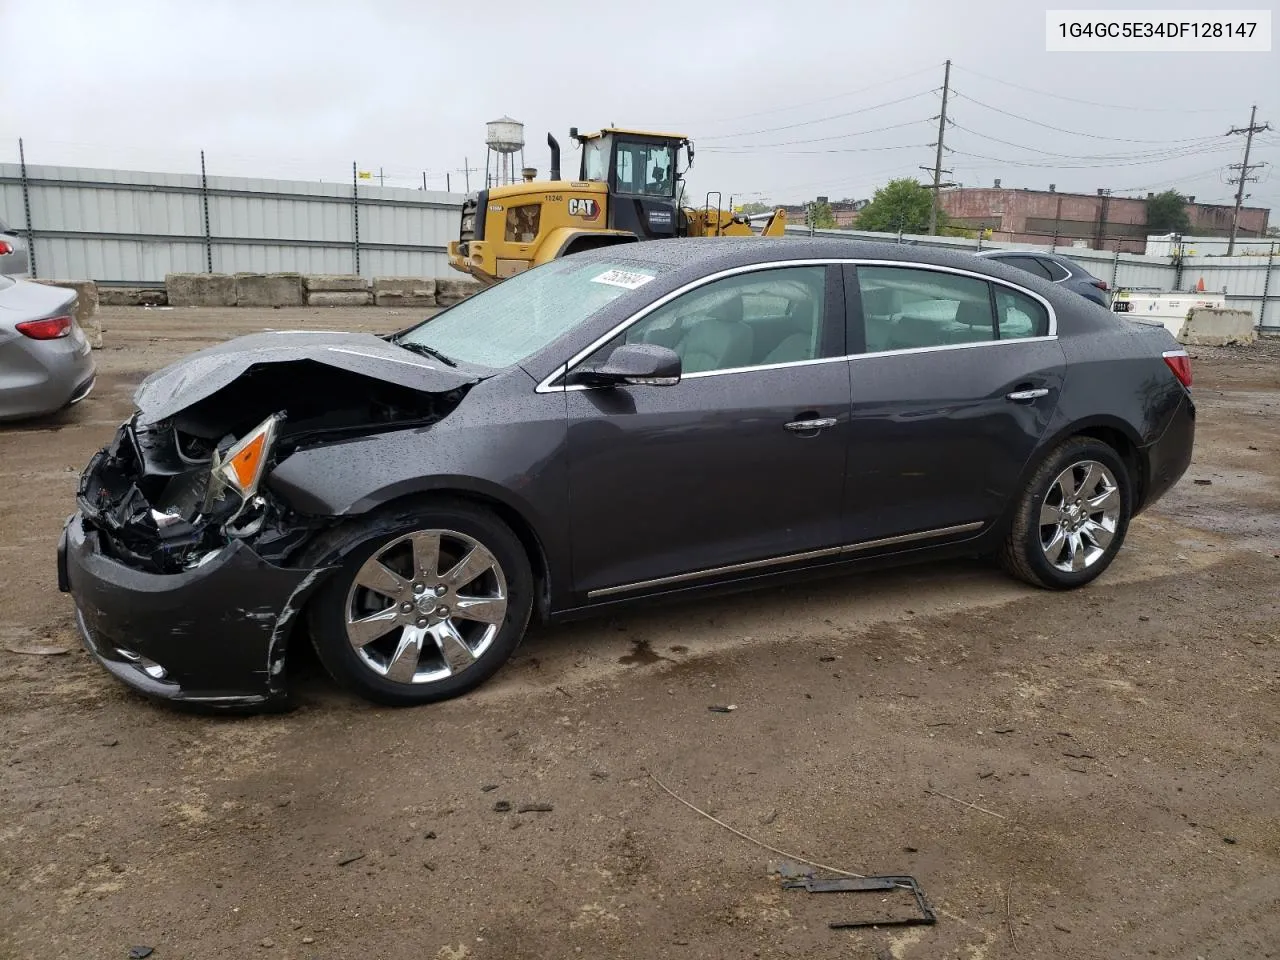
[307,501,533,706]
[1001,438,1132,590]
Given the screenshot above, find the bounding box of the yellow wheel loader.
[446,128,786,286]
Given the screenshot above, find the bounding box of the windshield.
[395,259,672,369]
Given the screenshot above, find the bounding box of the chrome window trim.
[586,520,985,599]
[534,258,1059,394]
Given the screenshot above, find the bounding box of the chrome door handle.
[1006,388,1049,401]
[784,417,838,432]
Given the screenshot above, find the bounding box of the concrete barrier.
[435,278,482,306]
[167,273,237,307]
[235,273,304,307]
[303,275,369,293]
[373,277,437,308]
[1179,307,1257,346]
[99,287,167,307]
[308,290,374,307]
[32,279,103,347]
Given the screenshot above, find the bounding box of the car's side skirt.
[585,520,985,600]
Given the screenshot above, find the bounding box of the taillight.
[0,241,13,255]
[1091,279,1109,291]
[1163,349,1192,388]
[15,315,73,340]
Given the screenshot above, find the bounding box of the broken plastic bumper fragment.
[60,513,329,707]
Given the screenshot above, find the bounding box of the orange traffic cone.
[1196,276,1205,292]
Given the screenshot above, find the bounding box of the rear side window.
[995,255,1053,280]
[856,266,996,353]
[1038,258,1071,281]
[995,286,1051,339]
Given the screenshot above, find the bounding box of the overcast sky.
[2,0,1277,212]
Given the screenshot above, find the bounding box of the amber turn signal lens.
[227,432,268,490]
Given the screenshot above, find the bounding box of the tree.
[808,200,837,229]
[1146,190,1192,234]
[735,200,772,215]
[855,178,945,234]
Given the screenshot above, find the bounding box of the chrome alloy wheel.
[1038,460,1122,573]
[344,530,508,684]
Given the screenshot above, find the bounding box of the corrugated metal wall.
[0,163,463,285]
[786,225,1279,330]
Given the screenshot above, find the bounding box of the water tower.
[485,116,525,188]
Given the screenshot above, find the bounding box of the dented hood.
[133,331,478,422]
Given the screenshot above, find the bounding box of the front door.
[561,264,850,601]
[843,263,1066,545]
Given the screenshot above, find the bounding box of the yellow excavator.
[446,127,786,286]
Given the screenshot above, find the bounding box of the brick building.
[939,185,1270,253]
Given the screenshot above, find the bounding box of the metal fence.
[785,225,1280,332]
[0,160,464,286]
[2,155,1276,330]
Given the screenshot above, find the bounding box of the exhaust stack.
[548,133,561,181]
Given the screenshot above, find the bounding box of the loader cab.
[574,128,691,240]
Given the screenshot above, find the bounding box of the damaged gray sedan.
[59,238,1194,709]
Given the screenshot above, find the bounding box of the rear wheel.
[1001,438,1132,589]
[308,503,533,706]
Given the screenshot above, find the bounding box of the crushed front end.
[57,343,476,709]
[59,413,332,707]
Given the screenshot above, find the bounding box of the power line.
[949,122,1226,162]
[685,64,942,127]
[954,92,1227,143]
[950,141,1238,170]
[702,142,933,156]
[700,119,933,150]
[949,63,1235,114]
[699,89,937,141]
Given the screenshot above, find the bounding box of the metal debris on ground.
[782,875,937,929]
[336,852,365,866]
[128,949,154,959]
[5,641,72,656]
[708,704,737,713]
[517,803,553,813]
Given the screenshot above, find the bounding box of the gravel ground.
[1,308,1277,960]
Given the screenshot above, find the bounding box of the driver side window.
[591,266,829,375]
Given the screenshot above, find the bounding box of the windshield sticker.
[591,269,655,290]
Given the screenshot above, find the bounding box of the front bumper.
[59,513,330,709]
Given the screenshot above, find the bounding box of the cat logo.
[568,198,601,221]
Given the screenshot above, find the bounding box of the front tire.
[1001,438,1132,590]
[307,502,533,706]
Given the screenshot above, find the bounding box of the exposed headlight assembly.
[204,414,283,509]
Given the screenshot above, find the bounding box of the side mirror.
[571,343,681,388]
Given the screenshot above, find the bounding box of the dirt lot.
[1,307,1277,960]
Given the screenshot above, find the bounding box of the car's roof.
[573,236,1038,279]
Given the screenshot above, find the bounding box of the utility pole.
[922,58,954,236]
[1226,105,1271,254]
[458,157,478,193]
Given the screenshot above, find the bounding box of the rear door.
[560,263,850,601]
[842,262,1066,545]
